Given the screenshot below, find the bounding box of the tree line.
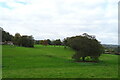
[35,39,62,46]
[1,28,34,47]
[1,28,63,47]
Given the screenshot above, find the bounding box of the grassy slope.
[2,45,118,78]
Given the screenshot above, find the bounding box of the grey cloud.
[0,0,118,44]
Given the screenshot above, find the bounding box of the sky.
[0,0,119,44]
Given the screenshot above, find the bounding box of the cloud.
[0,0,119,44]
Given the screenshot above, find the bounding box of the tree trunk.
[82,57,85,61]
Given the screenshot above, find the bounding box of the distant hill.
[102,44,118,49]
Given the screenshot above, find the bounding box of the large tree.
[66,33,104,62]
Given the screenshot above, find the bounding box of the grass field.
[2,45,118,78]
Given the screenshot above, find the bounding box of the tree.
[13,33,21,46]
[52,39,62,46]
[47,39,51,45]
[40,40,48,46]
[1,29,13,42]
[66,33,104,62]
[21,35,34,47]
[63,38,69,48]
[55,39,62,45]
[35,40,40,44]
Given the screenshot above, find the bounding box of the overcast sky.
[0,0,119,44]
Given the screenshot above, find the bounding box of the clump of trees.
[1,27,34,47]
[64,33,104,62]
[51,39,62,46]
[35,39,52,45]
[35,40,40,44]
[47,39,52,45]
[1,28,13,42]
[13,33,34,47]
[40,40,48,46]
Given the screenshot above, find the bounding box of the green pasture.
[2,45,118,78]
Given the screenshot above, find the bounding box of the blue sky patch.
[15,1,28,5]
[0,2,13,9]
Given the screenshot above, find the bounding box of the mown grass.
[2,45,118,78]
